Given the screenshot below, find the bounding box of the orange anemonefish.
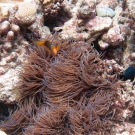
[34,40,61,55]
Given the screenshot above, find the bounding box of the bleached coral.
[0,130,7,135]
[10,24,20,35]
[0,6,9,22]
[0,20,20,42]
[0,11,28,103]
[15,1,37,26]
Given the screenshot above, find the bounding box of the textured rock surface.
[15,1,37,25]
[102,25,127,46]
[86,16,112,32]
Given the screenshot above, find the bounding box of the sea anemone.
[0,35,122,134]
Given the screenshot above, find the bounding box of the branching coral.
[0,34,122,134]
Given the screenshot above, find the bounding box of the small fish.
[34,40,61,55]
[120,66,135,89]
[120,66,135,81]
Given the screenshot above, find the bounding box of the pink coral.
[102,25,128,46]
[86,16,112,33]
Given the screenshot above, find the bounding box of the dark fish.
[120,66,135,81]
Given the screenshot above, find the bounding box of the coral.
[0,20,20,42]
[54,18,90,39]
[54,0,117,41]
[0,35,122,134]
[0,0,24,3]
[0,20,21,61]
[15,1,37,26]
[0,6,9,22]
[86,16,112,33]
[96,7,115,18]
[0,0,135,134]
[0,21,10,34]
[54,16,112,40]
[0,19,29,102]
[10,24,20,35]
[112,79,135,134]
[0,130,7,135]
[77,1,95,19]
[40,0,64,20]
[28,13,51,39]
[114,0,135,68]
[96,0,118,9]
[126,0,135,20]
[102,25,129,46]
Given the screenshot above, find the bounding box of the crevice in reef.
[44,7,72,32]
[129,111,135,124]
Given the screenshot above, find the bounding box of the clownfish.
[34,40,61,55]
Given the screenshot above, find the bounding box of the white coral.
[0,130,7,135]
[0,6,9,21]
[15,1,37,25]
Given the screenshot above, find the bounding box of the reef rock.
[102,25,128,46]
[126,0,135,20]
[97,0,117,9]
[86,16,112,33]
[98,39,109,50]
[15,1,37,26]
[77,1,95,19]
[40,0,64,20]
[96,7,115,18]
[0,6,9,22]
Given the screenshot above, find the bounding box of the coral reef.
[0,0,135,134]
[0,1,30,102]
[0,37,122,134]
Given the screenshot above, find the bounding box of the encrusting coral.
[40,0,64,20]
[0,34,123,134]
